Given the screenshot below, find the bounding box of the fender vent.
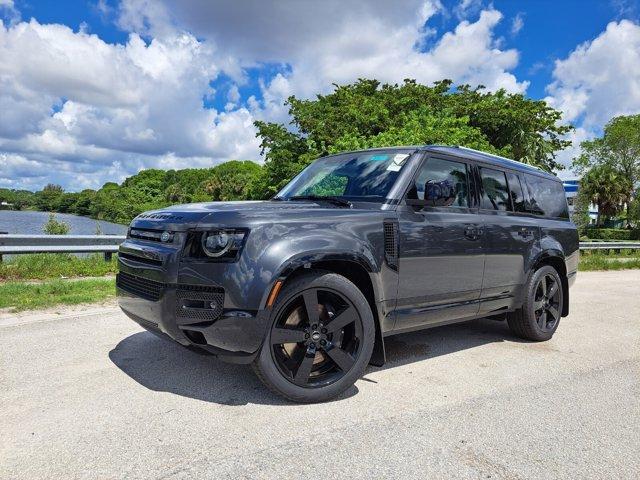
[383,220,399,270]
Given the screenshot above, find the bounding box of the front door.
[394,155,484,331]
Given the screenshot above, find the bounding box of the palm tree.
[580,165,631,226]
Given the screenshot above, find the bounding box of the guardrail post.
[104,252,113,262]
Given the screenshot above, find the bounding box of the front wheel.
[252,270,375,403]
[507,265,564,341]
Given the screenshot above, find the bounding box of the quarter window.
[506,172,527,213]
[407,157,469,208]
[480,168,511,211]
[524,175,569,219]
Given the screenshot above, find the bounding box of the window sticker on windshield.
[386,154,409,172]
[370,154,390,161]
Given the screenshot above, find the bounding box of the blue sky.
[1,0,639,190]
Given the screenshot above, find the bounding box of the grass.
[0,253,118,281]
[0,278,116,312]
[579,250,640,271]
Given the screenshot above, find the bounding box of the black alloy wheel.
[253,271,375,403]
[532,272,561,332]
[270,287,363,388]
[507,265,564,341]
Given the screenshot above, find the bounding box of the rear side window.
[506,172,527,213]
[480,167,511,211]
[525,175,569,219]
[408,157,469,207]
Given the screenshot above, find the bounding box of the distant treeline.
[0,160,264,224]
[0,78,573,224]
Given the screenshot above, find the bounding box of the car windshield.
[276,150,413,202]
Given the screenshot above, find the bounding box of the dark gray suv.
[117,145,579,402]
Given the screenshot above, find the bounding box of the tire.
[507,265,564,341]
[252,270,375,403]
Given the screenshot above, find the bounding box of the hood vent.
[383,220,398,271]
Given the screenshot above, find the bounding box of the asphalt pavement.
[1,270,639,479]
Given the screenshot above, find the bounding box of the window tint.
[506,172,527,213]
[524,175,569,219]
[408,157,469,207]
[480,168,511,211]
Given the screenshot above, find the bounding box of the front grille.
[383,220,399,270]
[176,285,225,321]
[128,228,174,243]
[116,272,164,301]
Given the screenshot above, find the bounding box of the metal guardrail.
[0,234,126,262]
[0,234,638,262]
[579,241,640,250]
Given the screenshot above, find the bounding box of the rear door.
[476,167,539,316]
[394,154,484,330]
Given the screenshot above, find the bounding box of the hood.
[130,200,368,231]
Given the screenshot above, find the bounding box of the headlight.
[188,229,247,261]
[201,231,233,257]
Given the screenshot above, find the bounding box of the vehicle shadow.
[109,318,521,406]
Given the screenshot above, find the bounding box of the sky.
[1,0,639,191]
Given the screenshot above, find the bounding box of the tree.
[573,114,640,225]
[254,78,573,198]
[203,160,262,201]
[571,190,592,234]
[35,184,64,211]
[579,164,631,226]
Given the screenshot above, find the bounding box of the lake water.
[0,210,127,235]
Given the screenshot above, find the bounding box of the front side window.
[480,167,511,211]
[407,157,469,207]
[277,150,412,202]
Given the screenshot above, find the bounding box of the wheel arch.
[271,255,386,367]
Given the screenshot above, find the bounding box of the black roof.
[419,145,559,181]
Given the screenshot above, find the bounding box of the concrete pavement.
[1,270,639,479]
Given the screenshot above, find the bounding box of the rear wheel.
[252,270,375,403]
[508,265,563,341]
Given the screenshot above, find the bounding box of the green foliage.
[571,190,591,235]
[0,188,37,210]
[17,161,264,224]
[583,228,640,241]
[573,114,640,225]
[203,160,262,201]
[35,183,65,211]
[43,213,70,235]
[579,250,640,271]
[0,253,118,281]
[254,78,572,198]
[0,278,115,311]
[578,164,631,226]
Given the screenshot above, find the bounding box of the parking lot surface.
[1,270,639,479]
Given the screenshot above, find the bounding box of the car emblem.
[160,231,171,242]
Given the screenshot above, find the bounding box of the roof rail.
[454,145,544,172]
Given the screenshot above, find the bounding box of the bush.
[583,228,640,240]
[43,213,70,235]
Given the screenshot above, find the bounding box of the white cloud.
[1,1,532,191]
[544,19,640,177]
[0,18,261,190]
[546,20,640,128]
[511,13,524,36]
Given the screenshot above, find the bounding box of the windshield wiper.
[288,195,352,208]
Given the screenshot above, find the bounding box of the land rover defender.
[117,146,579,402]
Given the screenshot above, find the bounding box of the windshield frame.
[275,148,418,203]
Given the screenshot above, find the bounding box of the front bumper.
[116,238,271,364]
